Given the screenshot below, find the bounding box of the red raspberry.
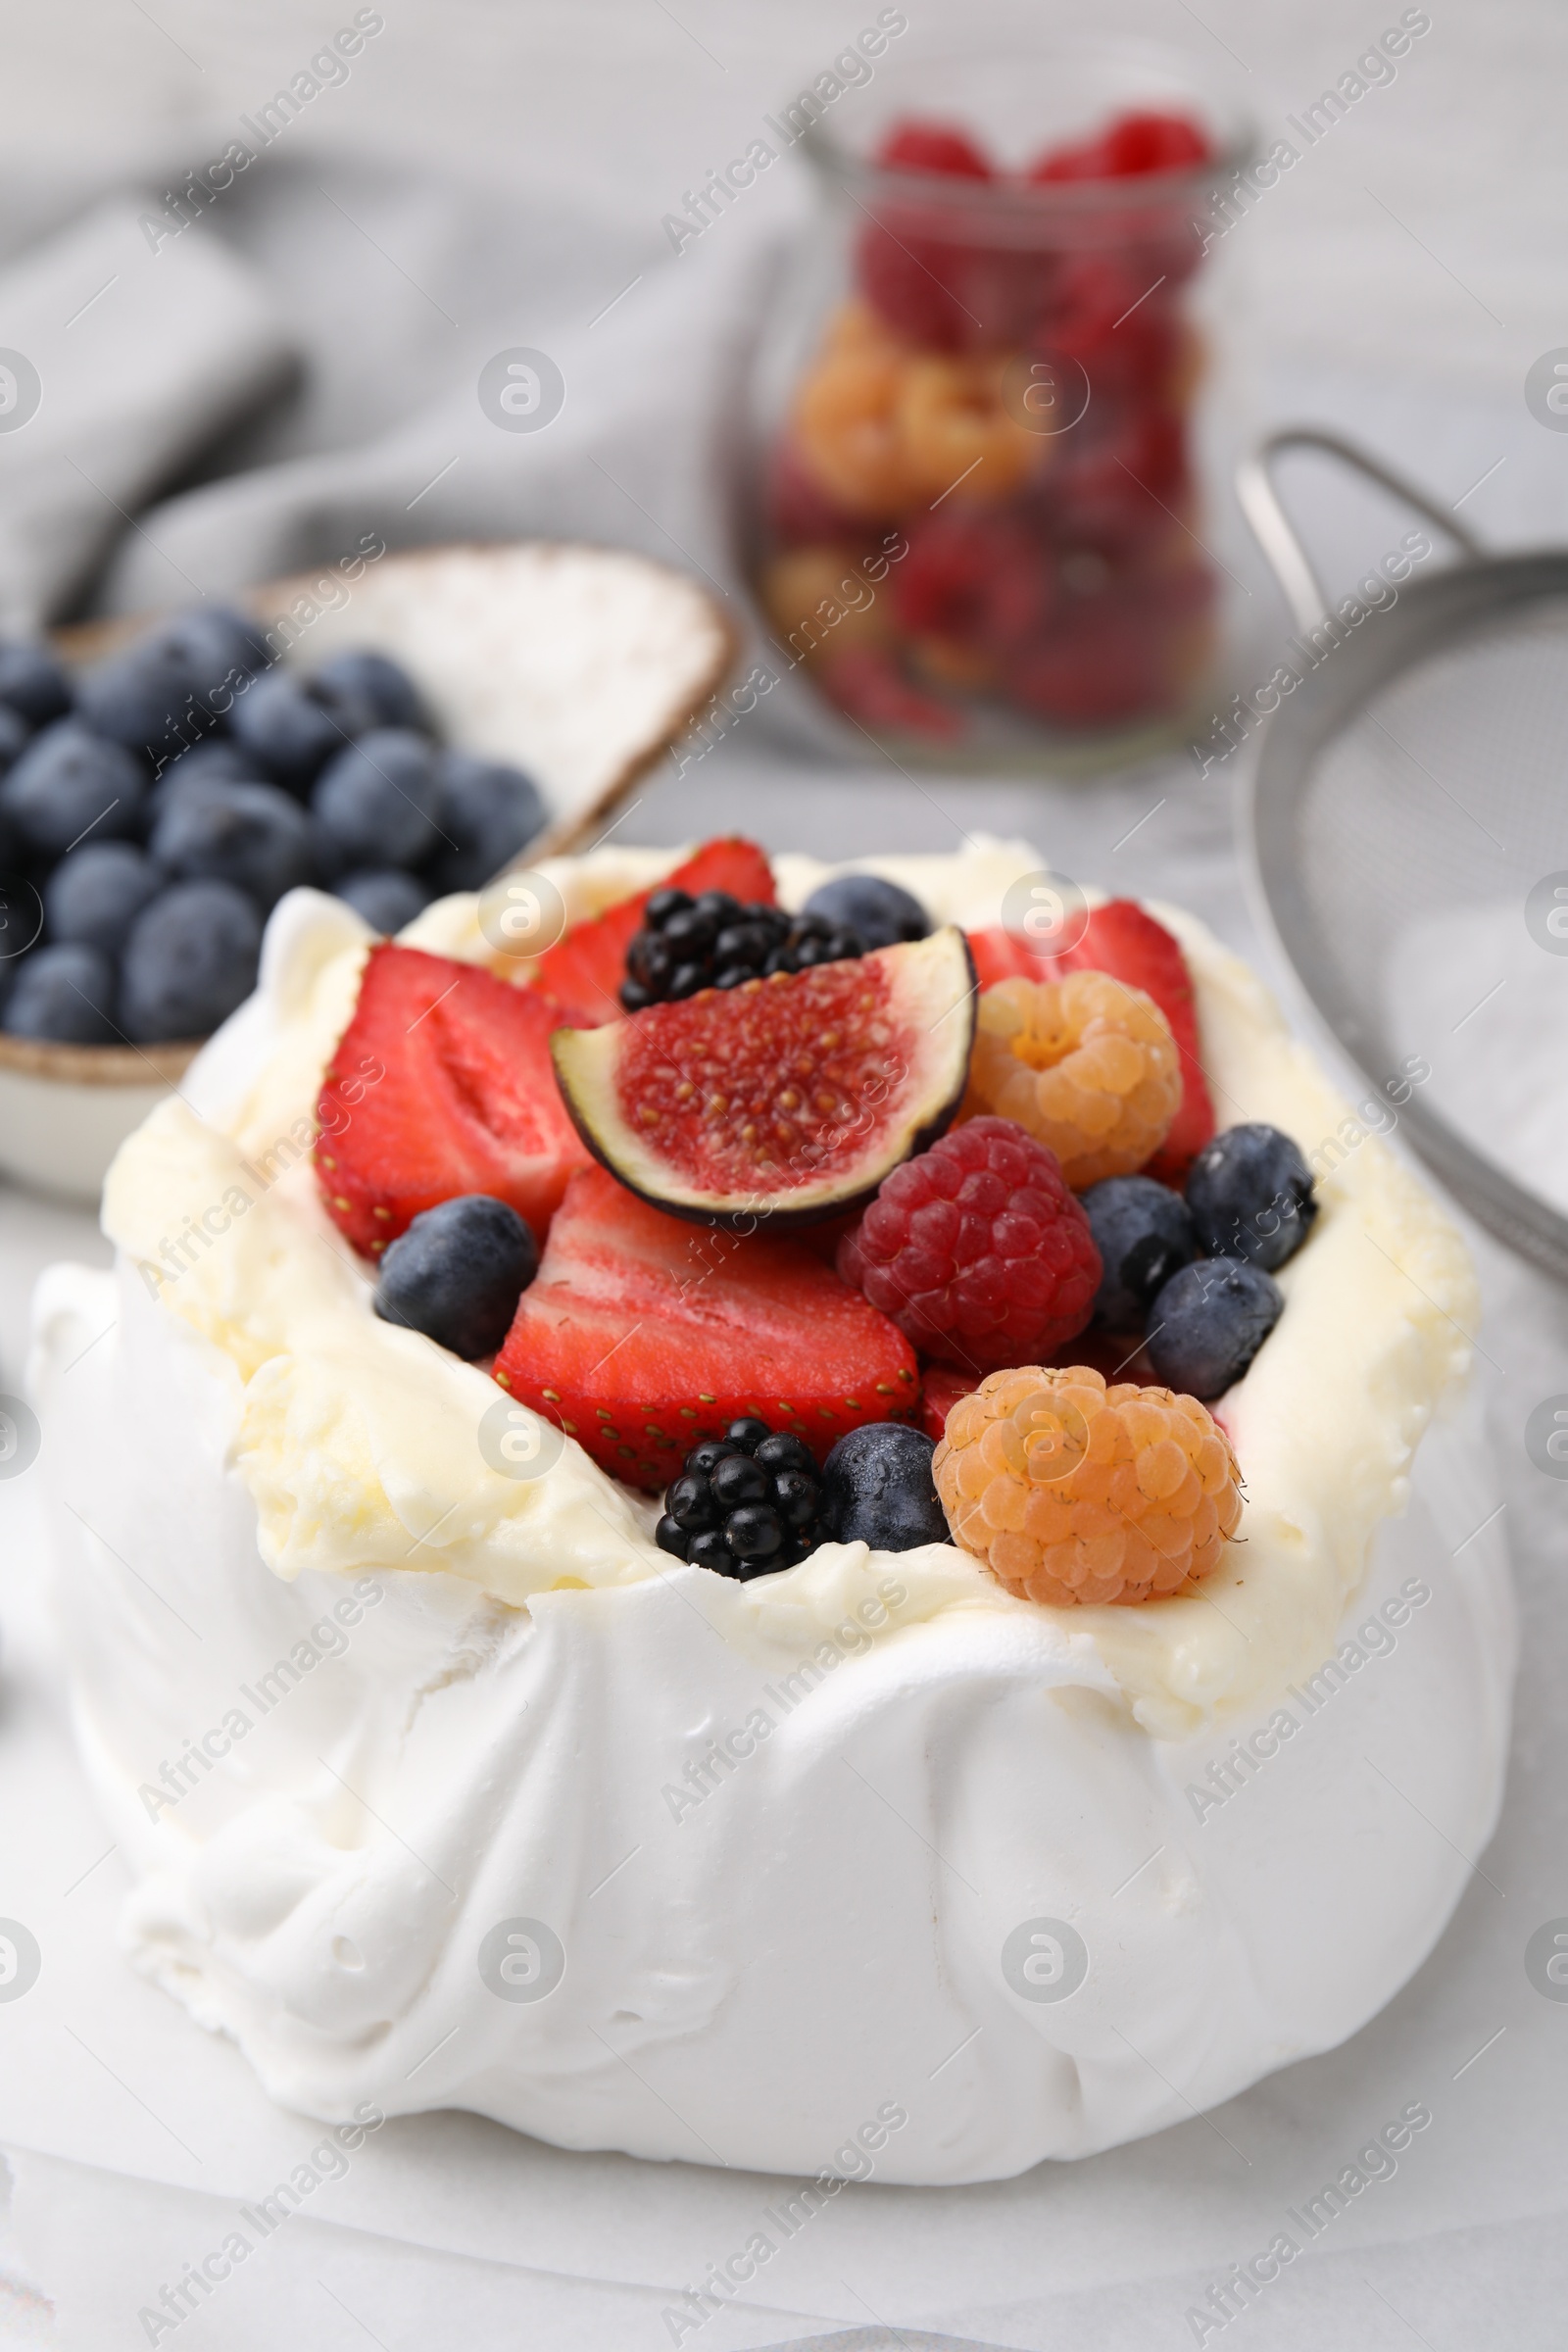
[855,214,1052,352]
[876,119,995,179]
[1047,407,1191,546]
[765,437,875,546]
[1038,259,1186,404]
[817,645,966,743]
[857,121,1022,354]
[894,509,1054,656]
[1028,110,1210,183]
[838,1116,1101,1373]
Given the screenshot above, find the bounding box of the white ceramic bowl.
[0,542,733,1203]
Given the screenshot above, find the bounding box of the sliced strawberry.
[964,925,1050,992]
[1060,902,1215,1182]
[529,838,777,1027]
[493,1166,919,1491]
[964,900,1214,1183]
[315,943,591,1257]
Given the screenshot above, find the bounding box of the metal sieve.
[1237,427,1568,1282]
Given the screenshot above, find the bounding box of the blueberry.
[0,862,38,971]
[311,649,427,734]
[0,641,73,727]
[335,867,430,935]
[0,705,28,773]
[1186,1123,1317,1273]
[120,879,263,1042]
[158,604,272,694]
[155,737,262,791]
[1080,1175,1198,1329]
[1144,1256,1284,1400]
[803,873,930,951]
[74,630,216,757]
[306,809,353,887]
[822,1422,948,1551]
[424,751,547,893]
[3,942,119,1043]
[373,1194,536,1359]
[0,721,145,858]
[228,671,345,792]
[151,781,314,910]
[113,607,272,761]
[152,733,257,790]
[45,843,161,956]
[143,738,263,837]
[313,728,443,868]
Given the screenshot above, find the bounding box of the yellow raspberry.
[962,970,1181,1187]
[932,1364,1243,1607]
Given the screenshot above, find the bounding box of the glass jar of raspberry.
[750,46,1252,769]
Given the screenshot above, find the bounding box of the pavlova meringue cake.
[31,838,1513,2186]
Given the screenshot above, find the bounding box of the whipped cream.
[30,844,1515,2182]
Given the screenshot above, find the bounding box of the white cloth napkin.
[0,198,294,631]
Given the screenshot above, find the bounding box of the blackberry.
[619,891,865,1011]
[655,1417,826,1580]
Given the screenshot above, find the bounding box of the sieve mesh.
[1242,433,1568,1279]
[1297,602,1568,1052]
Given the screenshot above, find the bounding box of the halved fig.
[550,927,977,1228]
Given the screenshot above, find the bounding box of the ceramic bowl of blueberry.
[0,544,732,1202]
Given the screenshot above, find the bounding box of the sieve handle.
[1236,428,1485,632]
